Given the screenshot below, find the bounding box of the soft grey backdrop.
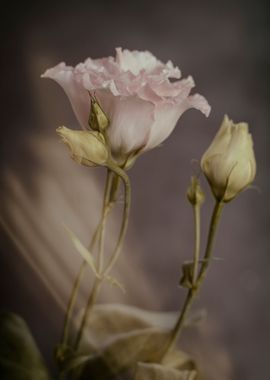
[1,1,269,379]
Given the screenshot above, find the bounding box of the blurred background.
[0,0,269,379]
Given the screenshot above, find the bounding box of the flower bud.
[201,115,256,202]
[187,176,205,206]
[88,94,109,132]
[56,126,108,167]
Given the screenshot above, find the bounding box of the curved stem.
[61,170,113,348]
[74,164,131,351]
[161,200,224,360]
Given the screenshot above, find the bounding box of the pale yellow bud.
[187,176,205,206]
[201,115,256,202]
[56,126,108,167]
[88,94,109,132]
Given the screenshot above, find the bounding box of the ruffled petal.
[183,93,211,117]
[115,47,160,75]
[43,49,211,156]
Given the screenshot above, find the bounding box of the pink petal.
[42,63,90,129]
[95,89,155,154]
[115,47,160,75]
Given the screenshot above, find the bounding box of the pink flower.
[42,48,210,157]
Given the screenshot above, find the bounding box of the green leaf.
[0,312,51,380]
[135,362,197,380]
[64,225,99,276]
[64,228,125,293]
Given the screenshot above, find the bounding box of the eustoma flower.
[42,48,210,163]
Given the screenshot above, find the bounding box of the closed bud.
[88,94,109,132]
[201,115,256,202]
[187,176,205,206]
[56,126,108,167]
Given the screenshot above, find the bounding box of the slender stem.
[197,201,224,285]
[97,170,114,271]
[74,164,131,351]
[61,261,87,346]
[61,170,113,348]
[103,164,131,275]
[161,201,224,360]
[74,278,102,351]
[192,204,201,285]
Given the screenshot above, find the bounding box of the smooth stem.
[61,170,113,348]
[74,164,131,350]
[192,204,201,285]
[61,261,87,346]
[97,170,114,271]
[103,163,131,275]
[197,201,224,285]
[161,201,224,360]
[74,277,102,351]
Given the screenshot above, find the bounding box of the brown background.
[0,0,270,379]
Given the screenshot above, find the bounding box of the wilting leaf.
[162,350,196,371]
[76,303,178,352]
[66,304,199,379]
[0,312,51,380]
[135,362,197,380]
[66,327,170,380]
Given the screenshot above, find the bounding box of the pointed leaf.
[64,225,99,277]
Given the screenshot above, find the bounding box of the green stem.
[103,163,131,275]
[161,200,224,360]
[74,277,102,351]
[197,201,224,285]
[61,261,87,347]
[192,204,201,285]
[61,170,113,348]
[74,164,131,351]
[97,170,114,271]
